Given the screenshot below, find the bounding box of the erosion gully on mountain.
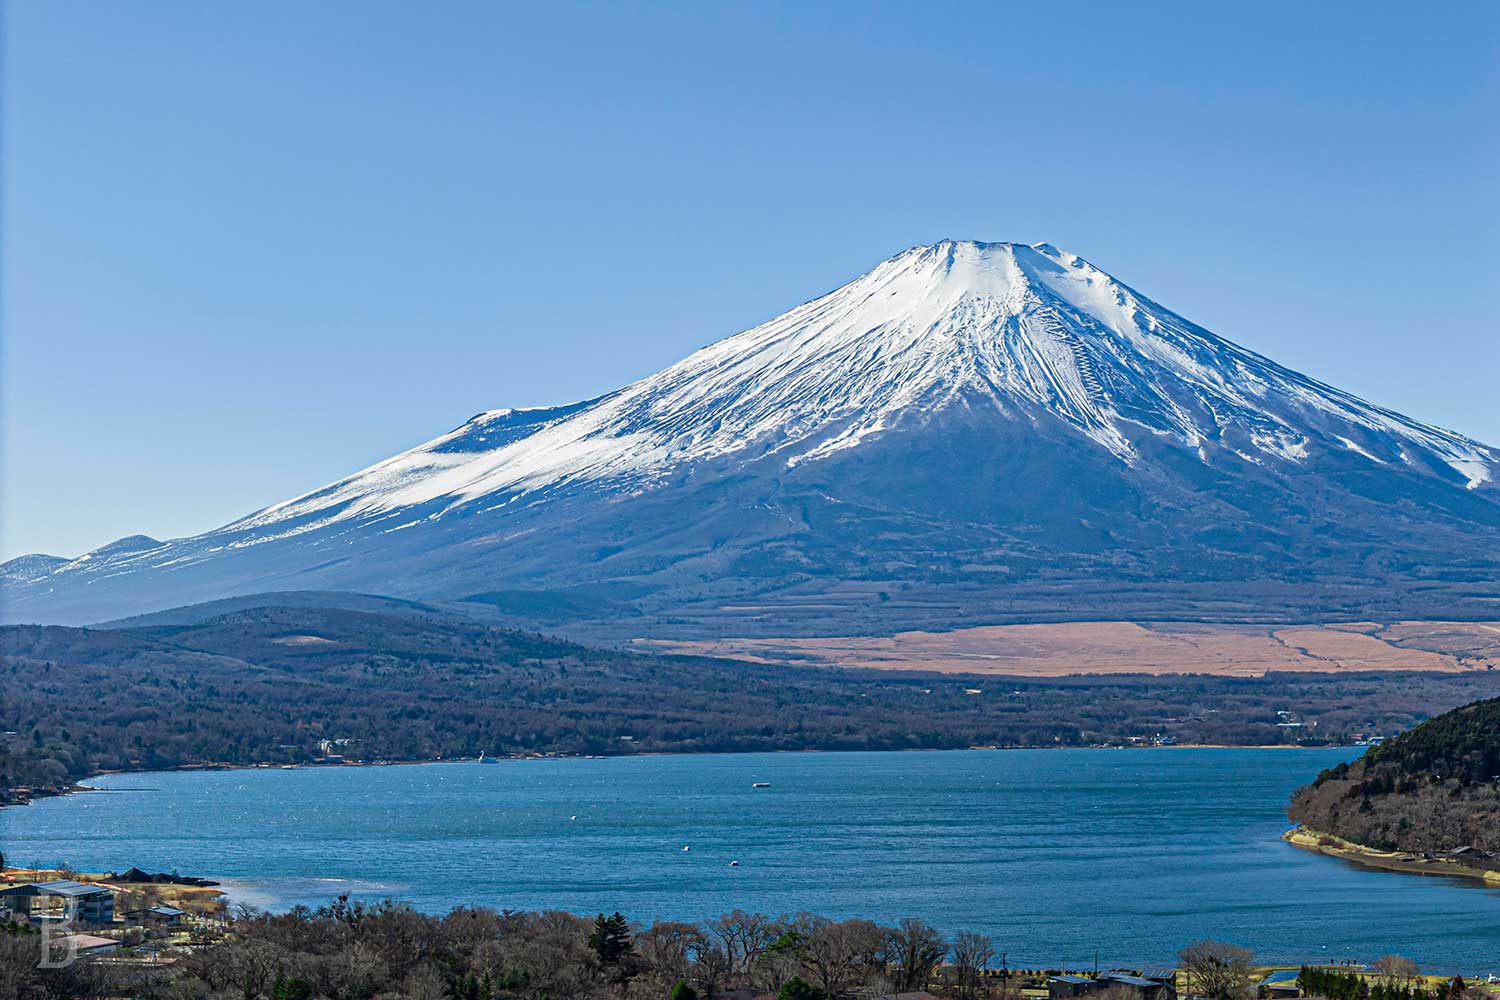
[6,241,1498,635]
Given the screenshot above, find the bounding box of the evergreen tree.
[589,911,633,966]
[777,976,828,1000]
[271,977,314,1000]
[453,972,491,1000]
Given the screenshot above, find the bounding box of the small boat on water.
[728,860,739,867]
[752,782,771,788]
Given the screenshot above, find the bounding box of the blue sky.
[4,1,1497,560]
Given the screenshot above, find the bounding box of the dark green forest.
[1287,698,1500,853]
[7,605,1500,800]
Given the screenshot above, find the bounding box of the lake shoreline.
[3,741,1343,813]
[24,746,1500,967]
[1283,825,1500,885]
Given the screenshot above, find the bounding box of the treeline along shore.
[8,605,1500,803]
[7,889,1498,1000]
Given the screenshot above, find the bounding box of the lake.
[4,748,1497,970]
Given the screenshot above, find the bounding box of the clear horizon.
[4,1,1498,561]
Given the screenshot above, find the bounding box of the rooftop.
[0,879,112,898]
[58,934,118,952]
[1104,974,1162,987]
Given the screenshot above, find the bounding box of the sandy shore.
[1284,826,1500,884]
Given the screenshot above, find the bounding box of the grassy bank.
[2,866,227,919]
[1283,826,1500,885]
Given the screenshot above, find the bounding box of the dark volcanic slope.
[1288,698,1500,853]
[5,241,1497,631]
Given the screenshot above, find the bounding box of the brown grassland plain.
[638,620,1500,677]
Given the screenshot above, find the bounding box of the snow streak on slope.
[6,236,1497,624]
[223,240,1495,542]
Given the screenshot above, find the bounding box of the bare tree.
[635,921,706,989]
[233,900,264,922]
[1374,955,1421,993]
[708,909,779,977]
[402,965,451,1000]
[176,937,291,998]
[1177,940,1254,1000]
[312,941,389,1000]
[0,934,61,1000]
[471,912,599,1000]
[801,917,885,998]
[883,917,948,993]
[691,940,733,999]
[951,930,996,1000]
[355,902,442,981]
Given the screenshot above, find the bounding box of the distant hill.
[1288,698,1500,853]
[8,603,1500,801]
[0,552,67,585]
[93,589,456,628]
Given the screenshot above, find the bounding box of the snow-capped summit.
[5,241,1499,630]
[231,239,1493,537]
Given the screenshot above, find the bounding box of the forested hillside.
[7,605,1500,801]
[1287,698,1500,853]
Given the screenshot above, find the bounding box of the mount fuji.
[7,240,1499,632]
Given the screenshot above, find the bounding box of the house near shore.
[126,904,186,929]
[148,904,185,927]
[1049,970,1177,1000]
[1050,973,1097,999]
[1260,969,1302,998]
[1106,971,1177,1000]
[0,879,115,926]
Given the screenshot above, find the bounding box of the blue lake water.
[4,748,1497,970]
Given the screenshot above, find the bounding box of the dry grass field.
[638,620,1500,677]
[1,868,226,917]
